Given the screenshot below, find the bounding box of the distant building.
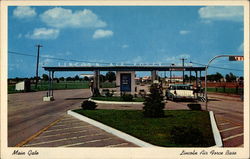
[165,76,183,82]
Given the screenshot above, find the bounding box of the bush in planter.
[187,103,201,110]
[170,126,206,146]
[121,93,133,101]
[143,83,165,118]
[81,100,97,110]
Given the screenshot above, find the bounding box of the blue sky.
[8,6,244,78]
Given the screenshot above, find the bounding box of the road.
[8,89,243,147]
[8,89,91,147]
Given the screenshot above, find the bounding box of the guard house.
[116,71,136,95]
[43,66,205,100]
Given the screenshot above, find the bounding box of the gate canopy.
[43,66,206,72]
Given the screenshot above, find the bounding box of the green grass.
[8,81,115,94]
[73,109,215,147]
[100,82,116,88]
[207,87,243,94]
[92,96,145,102]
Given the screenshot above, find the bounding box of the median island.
[73,109,215,147]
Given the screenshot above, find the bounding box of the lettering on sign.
[170,68,185,71]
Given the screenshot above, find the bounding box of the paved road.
[8,89,243,147]
[8,89,91,147]
[22,115,137,147]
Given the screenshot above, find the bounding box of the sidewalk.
[22,114,138,147]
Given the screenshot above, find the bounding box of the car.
[166,84,195,101]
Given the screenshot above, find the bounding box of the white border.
[89,98,144,105]
[1,1,249,159]
[209,111,223,147]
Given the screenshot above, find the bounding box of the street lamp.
[204,55,244,111]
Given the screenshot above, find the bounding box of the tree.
[42,74,49,81]
[83,76,89,81]
[99,74,106,82]
[106,71,116,82]
[75,75,80,81]
[59,77,65,81]
[207,72,224,82]
[215,72,223,82]
[143,83,165,118]
[225,72,236,82]
[66,77,72,81]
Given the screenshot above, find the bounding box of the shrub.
[170,126,206,146]
[81,100,97,110]
[143,83,165,118]
[121,94,133,101]
[187,103,201,110]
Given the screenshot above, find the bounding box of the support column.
[43,71,54,101]
[189,71,191,84]
[195,71,198,88]
[94,70,100,90]
[48,71,51,96]
[151,70,157,82]
[52,71,54,96]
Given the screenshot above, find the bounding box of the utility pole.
[180,58,187,84]
[35,44,43,88]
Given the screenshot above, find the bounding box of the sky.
[8,6,244,78]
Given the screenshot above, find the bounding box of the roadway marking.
[51,123,88,128]
[35,130,88,139]
[61,137,113,147]
[218,122,230,126]
[223,133,243,141]
[16,117,63,147]
[54,121,83,126]
[220,126,242,133]
[106,143,129,147]
[216,116,243,127]
[25,133,105,146]
[43,125,91,133]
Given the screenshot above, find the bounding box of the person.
[89,80,94,95]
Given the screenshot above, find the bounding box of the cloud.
[93,29,113,39]
[25,28,60,40]
[40,55,54,66]
[13,6,36,19]
[121,44,129,48]
[17,33,22,38]
[40,7,107,28]
[179,30,190,35]
[198,6,243,22]
[238,43,243,52]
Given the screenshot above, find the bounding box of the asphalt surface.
[8,89,90,147]
[8,89,243,147]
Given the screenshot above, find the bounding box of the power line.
[8,50,174,66]
[8,51,111,64]
[190,61,243,71]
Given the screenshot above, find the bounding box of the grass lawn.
[8,81,115,94]
[91,96,145,102]
[207,87,243,95]
[73,109,215,147]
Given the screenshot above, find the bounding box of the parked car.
[166,84,195,101]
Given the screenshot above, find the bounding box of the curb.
[209,111,223,147]
[89,98,144,105]
[67,110,155,147]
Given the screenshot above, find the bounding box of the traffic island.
[69,109,221,147]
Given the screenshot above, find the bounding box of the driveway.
[8,89,243,147]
